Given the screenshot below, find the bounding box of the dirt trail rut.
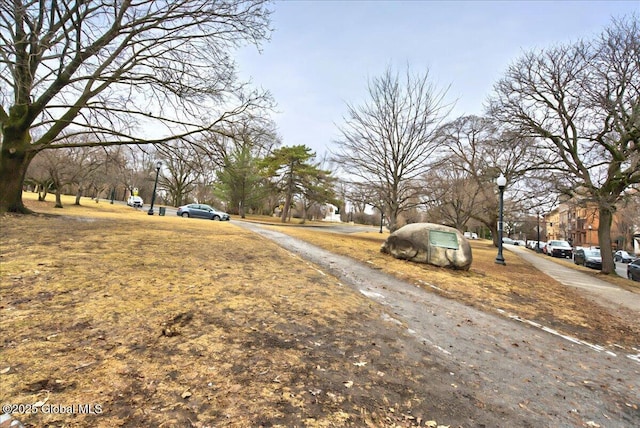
[238,222,640,428]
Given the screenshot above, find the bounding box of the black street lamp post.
[495,173,507,265]
[148,161,162,215]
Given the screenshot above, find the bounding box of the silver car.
[176,204,230,221]
[614,250,636,263]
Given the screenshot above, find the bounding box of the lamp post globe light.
[495,173,507,265]
[148,161,162,215]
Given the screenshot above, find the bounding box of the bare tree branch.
[488,14,640,273]
[332,65,452,231]
[1,0,273,212]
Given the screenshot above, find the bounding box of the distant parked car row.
[571,247,639,274]
[502,237,525,245]
[504,237,573,258]
[501,236,639,281]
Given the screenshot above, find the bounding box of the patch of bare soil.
[1,201,524,427]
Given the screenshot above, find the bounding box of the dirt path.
[238,222,640,427]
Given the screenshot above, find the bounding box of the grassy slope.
[2,197,638,427]
[1,195,455,427]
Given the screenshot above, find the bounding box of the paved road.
[238,222,640,427]
[506,244,640,312]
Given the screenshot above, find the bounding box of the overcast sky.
[235,0,639,157]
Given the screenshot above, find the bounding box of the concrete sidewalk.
[506,244,640,312]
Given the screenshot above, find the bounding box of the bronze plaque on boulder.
[429,230,459,250]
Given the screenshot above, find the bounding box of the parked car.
[546,240,573,258]
[127,196,143,208]
[513,240,526,246]
[614,250,636,263]
[628,259,640,282]
[502,237,515,245]
[527,241,546,251]
[463,232,478,240]
[176,204,230,221]
[527,240,544,250]
[574,248,602,270]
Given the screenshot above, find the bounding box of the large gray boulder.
[380,223,472,270]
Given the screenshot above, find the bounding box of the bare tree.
[488,15,640,273]
[119,148,159,202]
[99,146,136,204]
[344,182,376,216]
[436,115,550,246]
[333,66,451,232]
[0,0,272,213]
[421,170,479,232]
[174,142,227,207]
[24,153,53,201]
[204,114,280,168]
[27,145,104,208]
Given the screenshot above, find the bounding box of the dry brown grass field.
[0,194,465,427]
[1,196,638,427]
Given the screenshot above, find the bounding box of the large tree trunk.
[387,211,397,232]
[281,191,292,223]
[480,217,500,247]
[300,203,307,225]
[281,170,294,223]
[239,181,246,219]
[238,200,246,218]
[598,206,615,274]
[0,137,36,213]
[54,187,63,208]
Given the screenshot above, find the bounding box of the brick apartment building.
[544,203,633,252]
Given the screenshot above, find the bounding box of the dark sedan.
[574,248,602,270]
[628,259,640,282]
[177,204,230,221]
